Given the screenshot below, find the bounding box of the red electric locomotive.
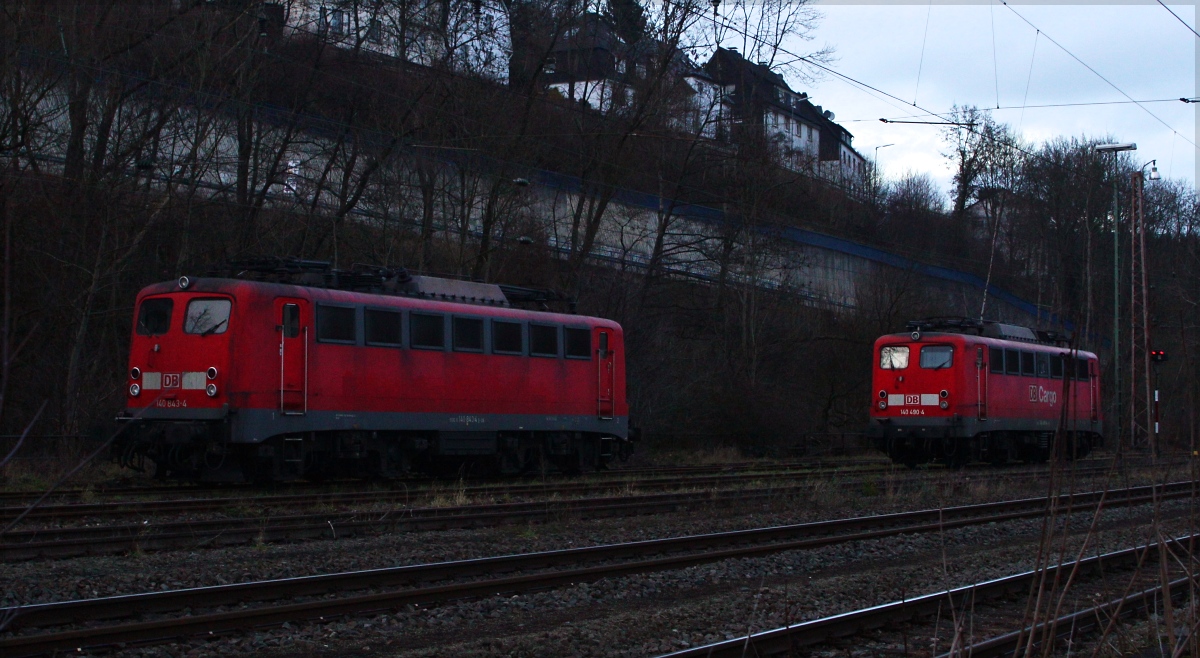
[867,318,1103,467]
[115,261,632,482]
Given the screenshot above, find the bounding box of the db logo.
[904,394,920,405]
[1028,385,1037,402]
[162,373,181,389]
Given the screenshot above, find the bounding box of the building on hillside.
[701,47,867,189]
[542,13,633,113]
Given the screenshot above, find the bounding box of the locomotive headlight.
[129,383,141,397]
[206,383,218,397]
[877,400,887,410]
[131,367,140,380]
[939,390,948,398]
[207,367,218,380]
[877,390,887,399]
[939,400,949,409]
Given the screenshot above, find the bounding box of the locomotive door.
[595,328,615,420]
[976,346,988,420]
[276,298,309,415]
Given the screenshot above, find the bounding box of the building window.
[367,17,382,43]
[328,8,347,36]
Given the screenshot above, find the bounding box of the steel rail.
[0,455,1136,505]
[0,468,926,521]
[0,462,1123,523]
[659,536,1194,658]
[0,460,877,504]
[0,467,1155,561]
[0,483,1190,656]
[940,576,1192,657]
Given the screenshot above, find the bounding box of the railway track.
[0,464,1139,560]
[0,460,1128,524]
[0,460,870,504]
[0,480,1191,656]
[0,455,1136,505]
[658,535,1194,657]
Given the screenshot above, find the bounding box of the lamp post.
[1095,142,1136,456]
[874,143,893,179]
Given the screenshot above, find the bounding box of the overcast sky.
[780,1,1197,201]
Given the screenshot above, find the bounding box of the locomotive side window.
[1051,354,1064,379]
[492,320,523,354]
[530,324,559,357]
[564,327,591,359]
[316,305,356,343]
[365,308,402,347]
[1004,349,1020,375]
[452,317,484,352]
[919,345,953,369]
[989,347,1004,374]
[184,299,231,335]
[879,346,909,369]
[1020,351,1035,377]
[411,313,445,349]
[282,304,300,338]
[1076,358,1090,380]
[1035,353,1050,378]
[136,298,174,336]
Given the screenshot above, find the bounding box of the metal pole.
[1112,167,1121,455]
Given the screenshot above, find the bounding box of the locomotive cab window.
[1020,351,1035,377]
[1076,358,1090,380]
[492,320,523,354]
[316,305,356,343]
[530,324,559,357]
[989,347,1004,374]
[453,317,484,352]
[1035,353,1050,378]
[919,345,953,369]
[879,346,909,369]
[365,308,402,347]
[1005,349,1020,375]
[184,299,231,335]
[411,313,445,350]
[136,298,174,336]
[564,327,591,359]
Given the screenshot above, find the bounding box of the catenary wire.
[998,0,1197,151]
[1154,0,1200,40]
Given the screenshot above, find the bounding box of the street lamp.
[1095,142,1136,455]
[874,143,894,178]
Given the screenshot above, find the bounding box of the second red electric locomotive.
[867,318,1103,466]
[115,261,631,482]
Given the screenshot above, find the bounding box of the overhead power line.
[1155,0,1200,40]
[998,0,1197,151]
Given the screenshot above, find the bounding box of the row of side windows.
[312,304,594,359]
[988,347,1090,380]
